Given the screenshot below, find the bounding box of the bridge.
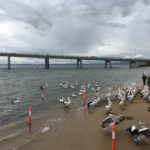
[0,52,150,69]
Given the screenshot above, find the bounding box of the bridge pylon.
[77,59,82,69]
[129,61,136,68]
[105,60,112,68]
[8,56,11,69]
[45,57,49,69]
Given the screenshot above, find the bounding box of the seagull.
[102,114,133,132]
[45,83,48,87]
[11,97,21,104]
[87,96,100,110]
[143,90,149,99]
[127,91,135,103]
[95,82,100,87]
[59,96,65,103]
[113,81,117,88]
[75,81,79,86]
[147,96,150,103]
[79,90,83,95]
[63,97,71,107]
[127,122,150,144]
[118,90,126,108]
[87,82,91,89]
[72,92,76,97]
[70,84,75,89]
[105,96,112,114]
[119,96,125,109]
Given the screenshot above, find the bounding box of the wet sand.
[17,96,150,150]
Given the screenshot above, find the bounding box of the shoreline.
[17,95,150,150]
[0,89,149,150]
[0,81,146,149]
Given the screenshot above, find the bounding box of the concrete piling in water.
[77,59,82,69]
[105,60,112,68]
[45,57,49,69]
[8,56,11,69]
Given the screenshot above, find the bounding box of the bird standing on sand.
[127,122,150,144]
[63,97,71,107]
[59,96,65,103]
[119,97,125,109]
[127,90,135,103]
[105,96,112,114]
[59,96,71,107]
[87,96,100,110]
[142,90,149,99]
[72,92,76,97]
[102,114,133,132]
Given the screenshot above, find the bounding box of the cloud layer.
[0,0,150,60]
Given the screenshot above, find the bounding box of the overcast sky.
[0,0,150,63]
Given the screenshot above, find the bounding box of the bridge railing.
[0,52,150,62]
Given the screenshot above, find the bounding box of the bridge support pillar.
[77,59,79,69]
[80,60,82,69]
[45,57,49,69]
[77,59,82,69]
[105,60,107,68]
[135,61,137,68]
[105,60,112,68]
[129,61,133,68]
[109,60,112,68]
[8,56,11,69]
[129,61,136,68]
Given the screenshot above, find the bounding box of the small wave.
[52,87,60,90]
[47,117,66,126]
[0,131,21,143]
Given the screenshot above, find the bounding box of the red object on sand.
[82,91,87,111]
[28,105,32,126]
[112,123,116,150]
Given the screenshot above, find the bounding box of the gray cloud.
[142,0,150,5]
[0,0,53,30]
[0,0,150,60]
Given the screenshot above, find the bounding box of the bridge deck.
[0,52,150,62]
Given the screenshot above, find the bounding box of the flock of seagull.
[59,81,101,107]
[59,80,150,113]
[105,82,150,113]
[10,78,150,144]
[11,79,150,114]
[59,80,150,143]
[101,82,150,144]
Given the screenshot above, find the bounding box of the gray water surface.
[0,64,149,126]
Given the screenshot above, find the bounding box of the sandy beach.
[14,94,150,150]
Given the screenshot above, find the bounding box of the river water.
[0,64,149,127]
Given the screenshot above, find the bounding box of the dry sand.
[17,96,150,150]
